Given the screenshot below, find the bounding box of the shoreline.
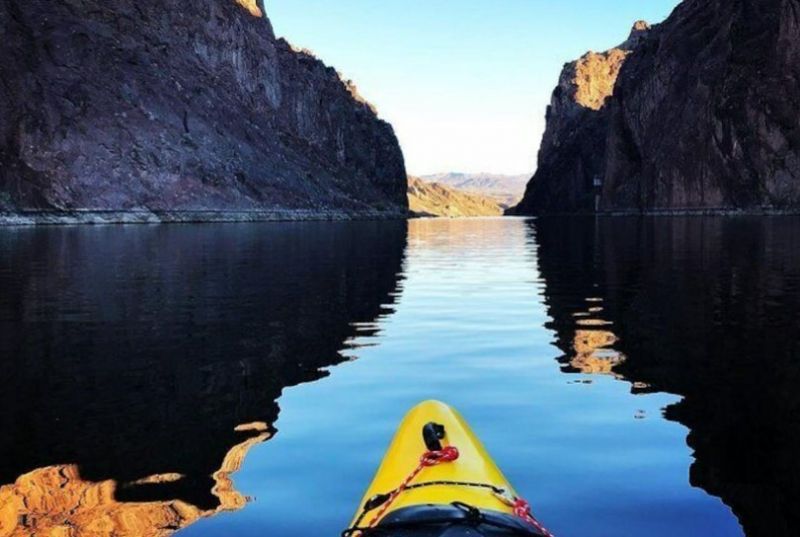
[605,208,800,217]
[0,208,410,227]
[4,208,800,226]
[510,208,800,218]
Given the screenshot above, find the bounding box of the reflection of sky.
[183,218,742,537]
[267,0,681,175]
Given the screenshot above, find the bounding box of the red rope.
[366,446,460,529]
[359,444,556,537]
[513,498,556,537]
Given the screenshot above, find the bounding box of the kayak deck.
[351,400,519,528]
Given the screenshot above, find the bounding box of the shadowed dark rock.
[0,0,408,220]
[514,0,800,215]
[604,0,800,211]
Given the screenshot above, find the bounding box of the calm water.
[1,217,798,537]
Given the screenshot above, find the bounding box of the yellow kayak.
[344,400,553,536]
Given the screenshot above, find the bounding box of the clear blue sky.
[267,0,681,176]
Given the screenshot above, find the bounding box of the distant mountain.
[408,177,503,217]
[419,173,530,208]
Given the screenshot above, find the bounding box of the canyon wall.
[515,0,800,214]
[0,0,408,222]
[512,23,650,215]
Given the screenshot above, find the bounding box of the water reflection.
[532,216,800,537]
[0,222,407,536]
[0,430,267,537]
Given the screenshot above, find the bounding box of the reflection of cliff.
[531,220,626,376]
[0,429,268,537]
[0,222,407,532]
[571,326,625,376]
[533,217,800,537]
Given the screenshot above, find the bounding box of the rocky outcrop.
[408,177,503,217]
[0,0,408,222]
[512,23,650,214]
[516,0,800,215]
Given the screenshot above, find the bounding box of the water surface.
[1,217,798,536]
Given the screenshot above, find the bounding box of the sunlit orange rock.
[510,22,651,215]
[235,0,263,17]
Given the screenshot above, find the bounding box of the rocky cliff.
[604,0,800,211]
[408,176,503,217]
[0,0,408,223]
[515,0,800,214]
[512,22,650,215]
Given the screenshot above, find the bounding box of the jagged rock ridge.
[0,0,408,222]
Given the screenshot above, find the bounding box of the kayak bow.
[345,400,553,537]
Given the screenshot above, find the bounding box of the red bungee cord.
[359,444,556,537]
[366,445,461,529]
[513,498,556,537]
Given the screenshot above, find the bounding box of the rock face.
[0,0,408,221]
[604,0,800,211]
[408,177,503,217]
[512,22,650,214]
[515,0,800,214]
